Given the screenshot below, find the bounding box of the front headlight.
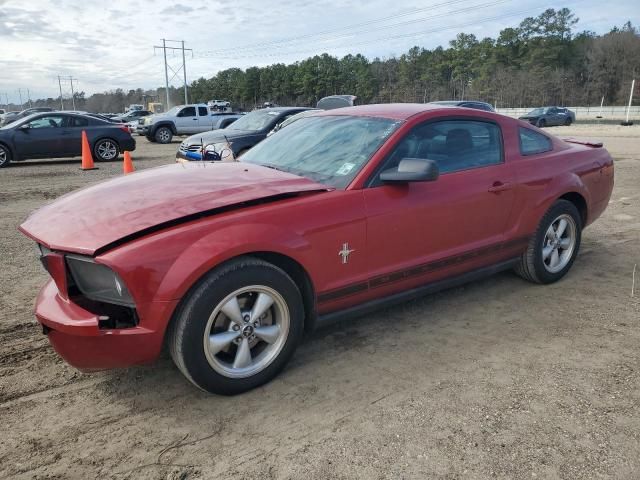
[203,141,234,161]
[66,255,134,307]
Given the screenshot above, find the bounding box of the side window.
[198,106,208,117]
[68,116,89,127]
[26,116,65,129]
[178,107,196,117]
[375,119,503,182]
[519,127,552,155]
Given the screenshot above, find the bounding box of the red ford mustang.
[20,104,614,394]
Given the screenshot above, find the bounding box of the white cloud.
[0,0,638,102]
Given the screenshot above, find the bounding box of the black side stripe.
[317,236,529,303]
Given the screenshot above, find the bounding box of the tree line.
[14,9,640,113]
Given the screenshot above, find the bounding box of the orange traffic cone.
[123,151,134,174]
[80,130,98,170]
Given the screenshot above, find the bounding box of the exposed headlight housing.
[66,255,134,307]
[202,141,234,161]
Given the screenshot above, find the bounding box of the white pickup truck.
[138,104,242,143]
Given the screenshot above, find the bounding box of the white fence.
[496,106,640,120]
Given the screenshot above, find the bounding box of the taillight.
[118,125,130,133]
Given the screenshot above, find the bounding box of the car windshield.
[528,108,547,115]
[164,106,181,116]
[227,110,284,131]
[242,115,402,189]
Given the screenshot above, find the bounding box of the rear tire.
[93,138,120,162]
[0,144,11,168]
[167,257,304,395]
[515,200,582,284]
[154,127,173,144]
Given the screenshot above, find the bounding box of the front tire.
[515,199,582,284]
[564,117,572,126]
[168,257,304,395]
[0,144,11,168]
[93,138,119,162]
[154,127,173,144]
[536,118,546,128]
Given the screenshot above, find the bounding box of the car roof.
[260,107,310,113]
[315,103,454,120]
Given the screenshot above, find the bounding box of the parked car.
[0,110,19,125]
[19,104,613,394]
[138,104,243,143]
[267,95,357,136]
[429,100,495,112]
[1,107,55,126]
[111,110,152,123]
[519,107,575,127]
[0,112,135,168]
[177,106,311,160]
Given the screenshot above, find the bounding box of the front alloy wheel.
[154,127,173,144]
[168,257,304,395]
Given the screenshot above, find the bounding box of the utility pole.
[27,89,32,108]
[69,77,76,110]
[182,40,188,104]
[17,89,23,109]
[154,39,192,109]
[58,76,65,110]
[162,39,170,108]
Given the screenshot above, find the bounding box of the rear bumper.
[35,279,176,371]
[121,137,136,152]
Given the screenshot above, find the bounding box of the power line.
[194,1,573,62]
[196,0,476,56]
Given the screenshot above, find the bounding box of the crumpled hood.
[19,162,329,255]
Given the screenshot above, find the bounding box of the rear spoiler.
[561,137,603,148]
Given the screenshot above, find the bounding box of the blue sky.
[0,0,638,102]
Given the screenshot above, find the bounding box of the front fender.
[99,218,313,306]
[158,222,312,301]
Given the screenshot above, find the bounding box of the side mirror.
[18,124,30,131]
[380,158,439,183]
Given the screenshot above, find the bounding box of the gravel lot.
[1,126,639,479]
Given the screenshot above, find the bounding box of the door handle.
[488,181,513,193]
[193,118,198,121]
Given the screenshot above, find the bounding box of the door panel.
[362,118,517,299]
[13,115,66,159]
[174,107,198,134]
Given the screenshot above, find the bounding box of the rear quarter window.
[519,127,552,155]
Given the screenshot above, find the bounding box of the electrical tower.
[57,76,78,110]
[154,39,192,108]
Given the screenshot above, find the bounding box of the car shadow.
[8,158,122,168]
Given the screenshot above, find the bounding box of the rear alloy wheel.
[515,199,582,284]
[93,139,119,161]
[0,144,11,168]
[154,127,173,144]
[168,257,304,395]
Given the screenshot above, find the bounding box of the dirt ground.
[0,125,639,479]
